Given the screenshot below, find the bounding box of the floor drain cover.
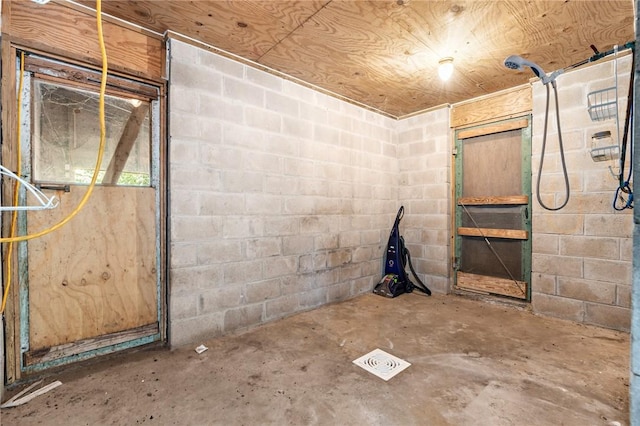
[352,348,411,381]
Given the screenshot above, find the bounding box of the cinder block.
[169,265,224,296]
[196,240,243,264]
[245,106,282,133]
[560,235,619,259]
[584,214,632,238]
[169,294,198,320]
[199,145,243,170]
[557,277,616,304]
[339,231,361,248]
[352,276,375,294]
[298,288,328,308]
[315,234,339,250]
[531,273,556,295]
[223,76,264,107]
[533,234,559,255]
[223,216,265,238]
[222,170,264,193]
[264,217,299,236]
[169,312,224,348]
[339,264,362,281]
[246,67,283,91]
[428,276,450,293]
[585,302,630,331]
[620,238,632,261]
[245,278,281,303]
[171,216,222,242]
[282,235,315,255]
[171,61,222,94]
[199,95,244,123]
[198,285,244,314]
[169,243,198,269]
[313,252,328,271]
[532,293,585,322]
[199,193,245,215]
[244,152,282,174]
[298,254,313,273]
[532,253,582,278]
[169,190,200,216]
[246,238,282,259]
[171,165,222,190]
[265,295,299,320]
[327,281,352,302]
[617,284,631,308]
[263,256,298,279]
[198,49,244,77]
[532,214,584,235]
[169,40,197,64]
[245,193,283,214]
[223,260,263,284]
[223,303,264,333]
[327,249,352,268]
[280,274,315,295]
[583,258,631,284]
[170,111,202,139]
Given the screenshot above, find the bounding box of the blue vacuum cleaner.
[373,206,431,298]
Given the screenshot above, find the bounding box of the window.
[26,56,158,187]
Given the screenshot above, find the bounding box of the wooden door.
[12,54,163,374]
[454,118,532,300]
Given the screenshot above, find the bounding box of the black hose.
[537,80,570,211]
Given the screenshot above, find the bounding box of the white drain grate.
[352,348,411,381]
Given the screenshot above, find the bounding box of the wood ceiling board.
[65,0,635,117]
[86,0,329,61]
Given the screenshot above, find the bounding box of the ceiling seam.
[256,0,334,61]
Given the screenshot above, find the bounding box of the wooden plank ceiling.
[81,0,634,118]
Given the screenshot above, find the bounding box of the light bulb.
[438,57,454,81]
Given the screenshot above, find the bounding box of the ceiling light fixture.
[438,57,454,81]
[31,0,51,4]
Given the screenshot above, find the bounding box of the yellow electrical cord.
[1,0,108,313]
[1,52,26,315]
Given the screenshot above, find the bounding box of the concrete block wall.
[531,55,633,331]
[396,109,452,293]
[167,39,400,346]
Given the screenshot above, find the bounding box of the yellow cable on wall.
[1,0,108,313]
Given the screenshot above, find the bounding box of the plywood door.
[454,119,532,299]
[24,185,158,365]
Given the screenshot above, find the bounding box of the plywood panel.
[462,129,522,197]
[457,271,527,299]
[457,227,528,240]
[4,0,164,80]
[65,0,633,117]
[27,186,157,350]
[452,86,532,128]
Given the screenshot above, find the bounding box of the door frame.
[452,115,533,300]
[2,47,167,382]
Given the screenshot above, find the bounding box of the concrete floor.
[1,293,630,425]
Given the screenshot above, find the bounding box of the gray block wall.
[167,39,435,346]
[531,55,633,331]
[396,110,452,293]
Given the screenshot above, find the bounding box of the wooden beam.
[457,271,527,299]
[457,118,529,140]
[458,195,529,205]
[451,85,532,129]
[103,104,148,185]
[457,227,528,240]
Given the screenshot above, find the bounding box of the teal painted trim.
[521,116,533,301]
[151,98,164,339]
[17,61,32,370]
[453,129,464,281]
[21,333,160,374]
